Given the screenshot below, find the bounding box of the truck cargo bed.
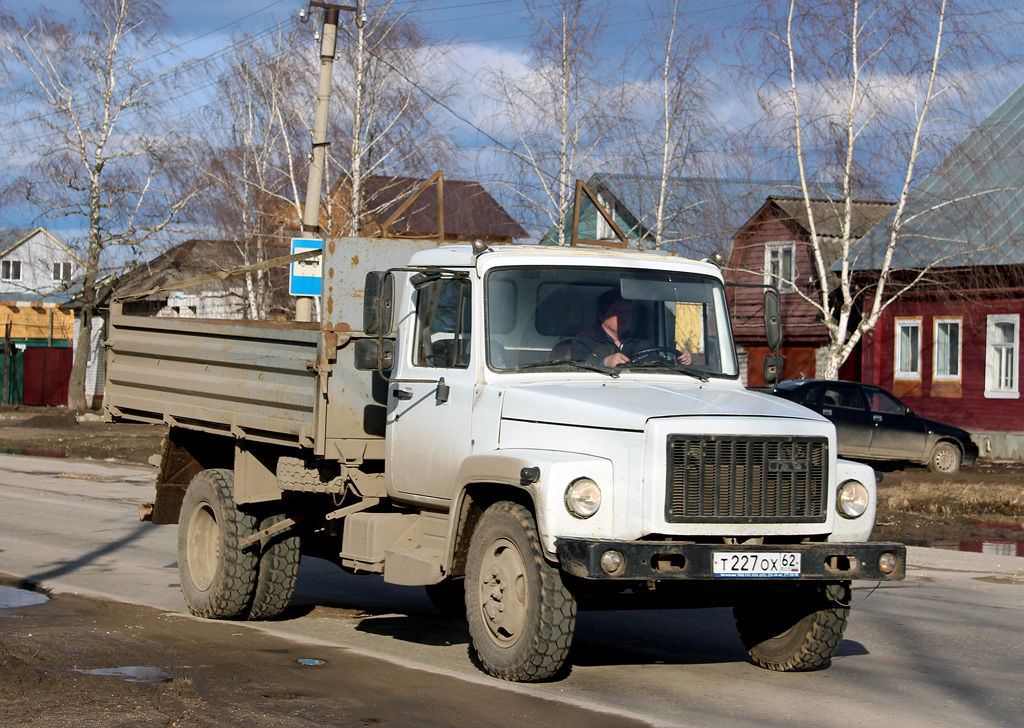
[105,306,320,449]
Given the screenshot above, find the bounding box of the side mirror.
[363,271,394,336]
[764,288,782,352]
[763,352,783,386]
[354,338,394,371]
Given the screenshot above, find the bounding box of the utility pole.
[295,1,366,323]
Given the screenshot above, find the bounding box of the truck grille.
[666,436,828,523]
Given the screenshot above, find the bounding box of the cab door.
[387,275,475,502]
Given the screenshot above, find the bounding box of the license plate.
[713,552,801,578]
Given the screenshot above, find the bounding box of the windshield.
[485,265,738,378]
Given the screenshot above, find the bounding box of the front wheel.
[466,502,576,682]
[177,469,258,619]
[927,441,962,474]
[734,583,850,671]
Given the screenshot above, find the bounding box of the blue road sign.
[289,238,323,296]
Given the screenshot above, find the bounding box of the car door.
[864,386,929,462]
[387,275,476,502]
[816,383,875,458]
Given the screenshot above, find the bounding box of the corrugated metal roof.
[589,174,843,256]
[769,197,895,268]
[852,82,1024,270]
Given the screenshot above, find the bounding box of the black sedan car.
[769,379,979,474]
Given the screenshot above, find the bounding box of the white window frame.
[933,317,962,381]
[52,261,73,282]
[1,260,22,281]
[985,313,1020,399]
[894,317,922,380]
[764,243,796,292]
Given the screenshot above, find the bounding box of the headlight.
[565,477,601,518]
[837,480,869,519]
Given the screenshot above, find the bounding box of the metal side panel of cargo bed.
[104,303,320,448]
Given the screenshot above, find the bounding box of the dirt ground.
[2,404,1023,547]
[0,579,647,728]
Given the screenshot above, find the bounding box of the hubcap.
[186,502,219,591]
[934,448,956,472]
[479,537,528,645]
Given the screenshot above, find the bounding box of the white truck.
[106,237,905,682]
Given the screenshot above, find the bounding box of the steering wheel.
[626,347,680,365]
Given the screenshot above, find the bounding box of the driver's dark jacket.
[571,325,651,366]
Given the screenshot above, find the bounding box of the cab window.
[413,278,471,369]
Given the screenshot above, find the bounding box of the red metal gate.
[22,347,72,406]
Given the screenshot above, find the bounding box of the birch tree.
[332,1,456,236]
[201,22,312,319]
[1,0,205,408]
[484,0,624,244]
[627,0,716,252]
[742,0,1018,378]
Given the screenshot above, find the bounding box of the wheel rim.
[186,502,220,591]
[478,537,528,646]
[934,447,957,473]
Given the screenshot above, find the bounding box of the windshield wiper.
[620,360,710,382]
[513,359,620,377]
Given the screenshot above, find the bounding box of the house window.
[53,261,73,282]
[595,193,616,241]
[933,318,961,380]
[985,314,1019,399]
[764,243,795,291]
[894,317,921,379]
[1,260,22,281]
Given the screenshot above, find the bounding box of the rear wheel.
[927,441,962,474]
[177,469,258,619]
[466,502,576,682]
[734,583,849,671]
[248,513,300,621]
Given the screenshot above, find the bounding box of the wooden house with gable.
[727,197,894,386]
[848,83,1024,459]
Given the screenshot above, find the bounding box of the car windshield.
[485,265,738,378]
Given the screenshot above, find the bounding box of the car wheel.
[927,442,962,474]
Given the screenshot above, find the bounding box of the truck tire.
[734,582,849,671]
[465,501,576,682]
[248,513,300,621]
[927,441,962,474]
[177,469,258,620]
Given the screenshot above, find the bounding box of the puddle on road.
[917,539,1024,558]
[0,447,68,459]
[74,666,173,683]
[0,585,50,609]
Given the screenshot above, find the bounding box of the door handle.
[823,408,832,416]
[393,387,413,400]
[873,414,882,422]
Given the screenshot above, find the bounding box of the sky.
[4,0,1021,241]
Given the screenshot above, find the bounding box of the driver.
[571,289,692,368]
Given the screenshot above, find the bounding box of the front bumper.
[557,539,906,581]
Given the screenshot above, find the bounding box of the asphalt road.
[1,454,1022,728]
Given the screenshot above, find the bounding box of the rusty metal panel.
[321,236,443,332]
[316,237,444,458]
[105,311,320,448]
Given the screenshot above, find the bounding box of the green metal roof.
[852,83,1024,270]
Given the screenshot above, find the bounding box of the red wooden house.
[727,196,893,387]
[847,83,1024,459]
